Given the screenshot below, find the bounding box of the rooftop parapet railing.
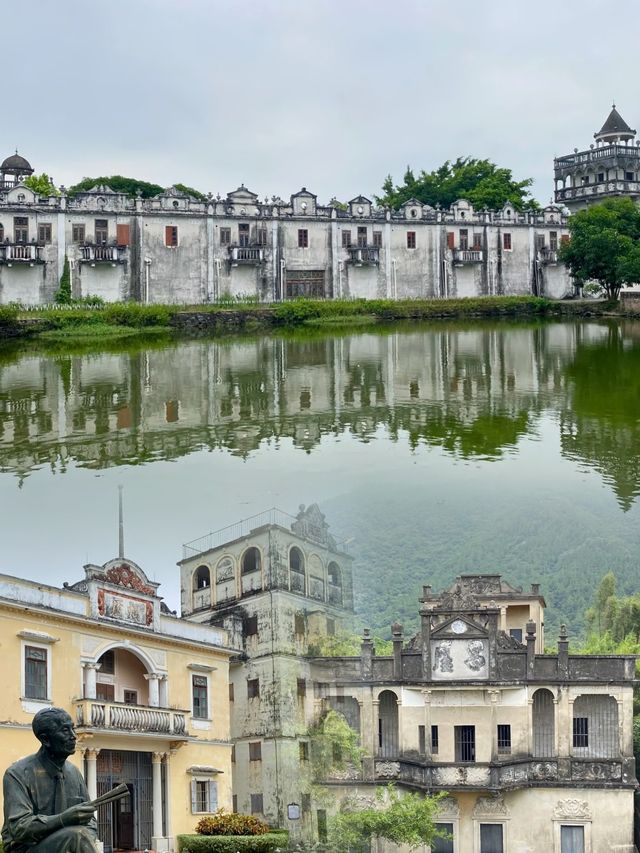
[182,507,297,559]
[555,144,640,168]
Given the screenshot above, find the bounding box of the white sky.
[4,0,638,204]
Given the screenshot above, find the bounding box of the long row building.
[0,154,572,305]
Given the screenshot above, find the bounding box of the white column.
[158,675,168,708]
[84,663,100,700]
[145,673,160,708]
[152,752,164,842]
[84,748,100,800]
[499,607,507,632]
[163,752,173,843]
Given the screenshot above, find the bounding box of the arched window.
[573,694,619,758]
[289,546,305,593]
[327,562,342,606]
[378,691,399,757]
[242,547,261,575]
[193,565,210,590]
[308,555,325,602]
[532,688,555,758]
[328,696,361,736]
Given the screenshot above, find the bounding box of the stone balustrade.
[74,699,187,737]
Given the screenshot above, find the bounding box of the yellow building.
[0,556,236,853]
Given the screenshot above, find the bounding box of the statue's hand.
[59,803,95,827]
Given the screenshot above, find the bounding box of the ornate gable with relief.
[81,558,160,629]
[430,615,490,681]
[291,503,337,550]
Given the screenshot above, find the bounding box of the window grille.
[406,231,416,249]
[299,742,309,761]
[298,229,309,248]
[431,725,439,754]
[378,691,399,757]
[432,823,454,853]
[454,725,475,762]
[561,824,585,853]
[480,824,503,852]
[25,646,47,700]
[123,690,137,706]
[503,232,512,250]
[572,695,618,758]
[532,688,555,757]
[497,724,511,754]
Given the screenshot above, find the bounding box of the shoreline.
[0,296,622,344]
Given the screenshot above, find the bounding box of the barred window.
[25,646,47,700]
[191,779,218,814]
[573,717,589,748]
[298,229,309,248]
[497,724,511,753]
[431,725,439,754]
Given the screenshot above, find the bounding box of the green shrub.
[55,257,72,304]
[101,303,174,327]
[0,305,19,328]
[196,811,270,836]
[178,831,287,853]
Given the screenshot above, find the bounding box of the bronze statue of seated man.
[2,708,98,853]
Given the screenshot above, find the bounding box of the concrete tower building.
[554,105,640,211]
[178,504,354,833]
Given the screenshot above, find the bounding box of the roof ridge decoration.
[291,503,337,550]
[83,557,159,595]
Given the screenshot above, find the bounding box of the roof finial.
[118,485,125,559]
[612,100,616,109]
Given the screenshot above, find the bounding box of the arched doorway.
[377,690,399,757]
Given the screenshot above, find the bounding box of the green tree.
[55,257,72,304]
[376,157,538,211]
[307,630,393,656]
[23,173,59,197]
[559,198,640,299]
[328,786,447,851]
[68,175,164,198]
[173,183,207,201]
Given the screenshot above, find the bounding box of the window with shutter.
[208,780,218,812]
[373,231,382,247]
[24,646,47,700]
[298,229,309,248]
[165,225,178,247]
[38,224,52,244]
[72,224,85,244]
[95,219,108,244]
[192,674,208,718]
[220,228,231,245]
[342,230,352,248]
[407,231,416,249]
[446,232,455,250]
[503,232,512,251]
[459,229,469,250]
[116,224,130,246]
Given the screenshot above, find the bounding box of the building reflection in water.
[1,320,638,508]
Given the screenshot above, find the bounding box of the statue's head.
[32,707,77,759]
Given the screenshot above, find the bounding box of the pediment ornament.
[553,799,592,820]
[437,797,460,817]
[472,795,508,817]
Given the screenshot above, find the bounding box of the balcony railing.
[555,180,640,202]
[192,586,212,610]
[74,699,187,737]
[229,246,264,265]
[538,248,558,265]
[555,144,640,168]
[80,245,123,264]
[347,246,380,265]
[453,249,483,264]
[370,755,633,790]
[290,571,305,593]
[0,244,44,264]
[328,583,343,606]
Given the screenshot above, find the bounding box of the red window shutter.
[561,234,570,245]
[117,224,130,246]
[165,226,172,247]
[447,232,455,250]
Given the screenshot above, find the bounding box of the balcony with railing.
[80,245,124,265]
[347,245,380,266]
[74,698,188,739]
[0,244,44,265]
[228,245,264,265]
[370,755,634,791]
[555,144,640,170]
[453,249,483,264]
[538,248,558,265]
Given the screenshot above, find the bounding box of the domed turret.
[0,150,34,188]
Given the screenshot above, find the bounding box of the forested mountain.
[325,480,640,643]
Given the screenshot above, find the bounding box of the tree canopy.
[559,198,640,299]
[23,173,59,197]
[329,786,447,851]
[376,157,538,211]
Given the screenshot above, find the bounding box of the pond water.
[1,318,639,637]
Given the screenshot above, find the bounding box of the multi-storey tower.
[554,104,640,211]
[178,504,354,832]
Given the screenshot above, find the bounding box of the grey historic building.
[554,104,640,211]
[178,504,354,833]
[0,152,572,305]
[310,574,637,852]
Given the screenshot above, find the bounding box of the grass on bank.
[0,295,616,343]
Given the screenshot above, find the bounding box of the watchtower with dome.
[554,105,640,211]
[0,150,33,190]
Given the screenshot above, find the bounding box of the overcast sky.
[4,0,639,205]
